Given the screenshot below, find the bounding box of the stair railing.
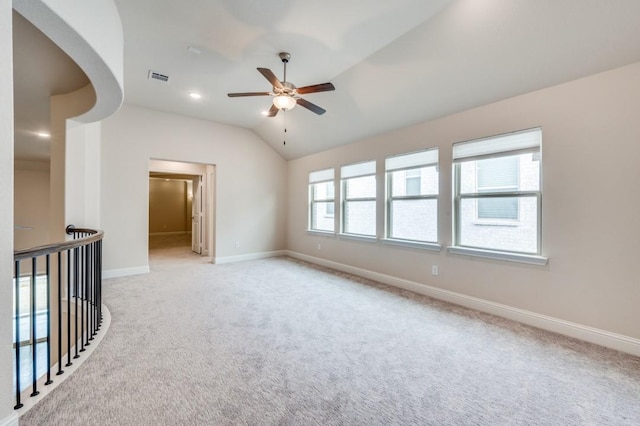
[12,225,103,410]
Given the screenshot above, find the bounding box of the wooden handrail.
[14,226,103,261]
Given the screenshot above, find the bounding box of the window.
[386,149,439,243]
[405,169,421,196]
[476,156,519,221]
[309,168,335,232]
[453,128,541,255]
[341,160,376,237]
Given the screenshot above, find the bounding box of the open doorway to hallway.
[148,159,215,263]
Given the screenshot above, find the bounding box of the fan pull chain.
[283,110,287,145]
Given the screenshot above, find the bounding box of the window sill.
[338,233,377,243]
[307,230,336,237]
[447,246,548,266]
[471,220,519,227]
[381,238,441,252]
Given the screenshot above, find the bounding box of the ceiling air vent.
[148,70,169,83]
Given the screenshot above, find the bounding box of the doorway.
[148,159,215,261]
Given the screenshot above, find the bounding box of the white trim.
[285,250,640,357]
[14,305,111,416]
[0,414,18,426]
[306,230,336,238]
[103,265,150,279]
[452,127,541,161]
[341,160,376,179]
[214,250,287,265]
[385,148,438,171]
[148,231,188,236]
[309,168,334,183]
[381,238,441,251]
[338,233,377,243]
[447,246,548,265]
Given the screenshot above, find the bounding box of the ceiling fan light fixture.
[273,95,296,111]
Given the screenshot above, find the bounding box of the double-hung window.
[341,160,376,237]
[453,128,542,257]
[309,168,335,233]
[385,149,439,244]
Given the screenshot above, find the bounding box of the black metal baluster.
[66,250,72,367]
[73,247,79,360]
[30,257,39,397]
[45,255,52,386]
[83,245,91,346]
[14,260,23,409]
[57,252,64,376]
[89,242,95,340]
[79,245,85,352]
[97,240,102,329]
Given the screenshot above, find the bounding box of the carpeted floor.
[19,236,640,425]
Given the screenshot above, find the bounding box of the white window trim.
[385,148,439,245]
[307,229,337,237]
[447,246,548,266]
[381,238,441,252]
[308,175,336,233]
[338,233,378,243]
[452,128,543,257]
[341,161,377,238]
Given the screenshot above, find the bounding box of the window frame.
[451,128,545,262]
[308,168,335,234]
[385,148,439,245]
[340,160,377,238]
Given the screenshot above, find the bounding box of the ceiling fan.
[227,52,335,117]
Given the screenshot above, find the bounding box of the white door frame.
[148,159,215,259]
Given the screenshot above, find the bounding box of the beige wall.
[14,161,51,250]
[287,61,640,340]
[100,104,287,272]
[148,178,188,234]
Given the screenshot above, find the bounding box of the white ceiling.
[14,0,640,161]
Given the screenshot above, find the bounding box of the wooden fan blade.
[227,92,271,97]
[296,82,335,95]
[266,104,279,117]
[257,68,283,89]
[296,98,326,115]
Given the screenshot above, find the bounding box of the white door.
[192,177,203,254]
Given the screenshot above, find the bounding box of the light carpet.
[19,237,640,425]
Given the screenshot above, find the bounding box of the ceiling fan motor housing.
[275,81,296,96]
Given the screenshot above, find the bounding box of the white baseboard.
[103,265,150,279]
[214,250,287,264]
[286,250,640,357]
[0,413,18,426]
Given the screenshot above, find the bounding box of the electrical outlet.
[431,265,439,276]
[235,241,240,248]
[317,243,322,250]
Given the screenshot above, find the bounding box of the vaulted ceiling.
[14,0,640,161]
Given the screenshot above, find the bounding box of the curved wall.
[13,0,124,123]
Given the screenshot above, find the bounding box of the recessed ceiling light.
[188,92,202,100]
[36,131,50,138]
